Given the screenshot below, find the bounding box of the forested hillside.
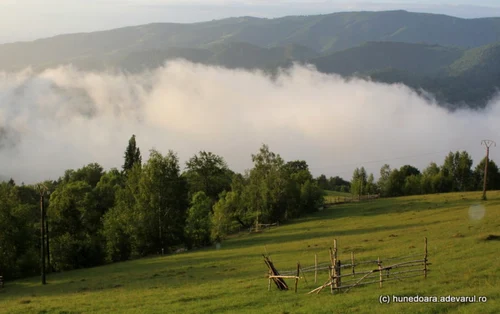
[1,135,498,281]
[2,10,500,72]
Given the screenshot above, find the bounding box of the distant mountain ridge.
[2,10,500,71]
[1,10,500,109]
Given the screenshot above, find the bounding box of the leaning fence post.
[268,269,271,291]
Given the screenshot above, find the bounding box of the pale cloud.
[1,61,499,183]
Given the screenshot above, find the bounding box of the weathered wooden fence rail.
[249,222,279,233]
[324,194,380,205]
[264,237,429,294]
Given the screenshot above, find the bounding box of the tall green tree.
[399,165,420,178]
[94,168,124,216]
[403,175,422,195]
[387,169,404,197]
[184,151,232,201]
[122,134,142,174]
[316,174,329,190]
[246,144,287,226]
[299,180,324,214]
[286,160,323,217]
[211,190,239,242]
[59,163,104,188]
[377,164,391,197]
[421,162,440,194]
[185,192,213,248]
[366,173,376,194]
[226,173,252,228]
[328,176,350,191]
[102,163,142,262]
[137,149,189,254]
[351,167,367,197]
[442,151,473,191]
[351,168,361,197]
[48,181,103,270]
[473,158,500,191]
[0,183,39,279]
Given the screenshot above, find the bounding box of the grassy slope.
[1,191,499,313]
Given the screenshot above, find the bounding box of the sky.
[1,0,500,43]
[1,62,499,184]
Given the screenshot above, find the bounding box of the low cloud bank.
[1,61,499,183]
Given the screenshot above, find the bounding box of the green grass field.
[1,191,499,313]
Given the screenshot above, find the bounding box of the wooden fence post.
[314,254,318,284]
[378,257,382,288]
[336,260,341,288]
[329,248,335,294]
[424,237,428,279]
[268,269,271,291]
[351,251,355,277]
[331,239,338,294]
[295,262,300,293]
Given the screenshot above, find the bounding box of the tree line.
[2,140,496,280]
[348,151,500,197]
[0,136,324,280]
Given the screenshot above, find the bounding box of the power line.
[308,147,472,172]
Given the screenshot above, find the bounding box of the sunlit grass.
[1,191,499,313]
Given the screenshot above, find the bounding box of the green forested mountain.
[1,10,500,108]
[1,10,500,71]
[206,42,319,69]
[29,42,318,73]
[308,42,464,76]
[448,42,500,76]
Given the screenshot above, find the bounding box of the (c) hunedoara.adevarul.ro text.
[379,295,488,304]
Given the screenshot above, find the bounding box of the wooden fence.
[264,237,429,294]
[249,222,279,233]
[324,194,380,205]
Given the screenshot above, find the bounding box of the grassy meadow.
[1,191,499,313]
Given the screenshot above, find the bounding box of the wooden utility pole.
[37,184,48,285]
[481,140,496,200]
[46,215,50,272]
